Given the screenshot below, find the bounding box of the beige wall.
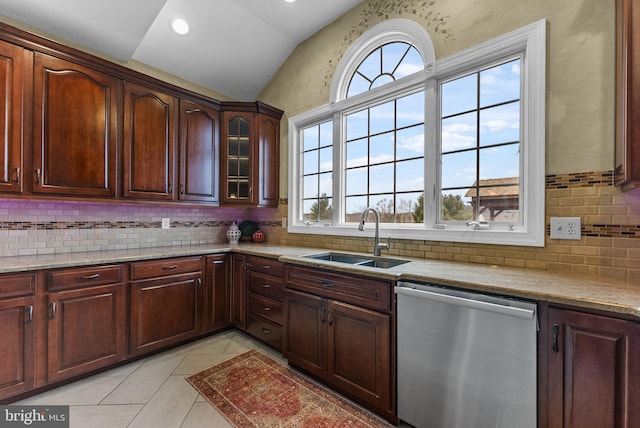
[259,0,616,189]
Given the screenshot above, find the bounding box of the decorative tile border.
[584,224,640,238]
[545,170,613,188]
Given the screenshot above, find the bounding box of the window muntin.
[347,42,424,98]
[439,59,522,224]
[302,121,333,222]
[344,91,425,224]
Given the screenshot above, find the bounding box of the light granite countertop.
[1,243,638,319]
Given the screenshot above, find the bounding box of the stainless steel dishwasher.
[395,281,537,428]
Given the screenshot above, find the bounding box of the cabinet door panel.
[33,53,117,197]
[0,40,26,193]
[283,289,326,378]
[548,308,640,428]
[327,300,391,413]
[129,274,200,356]
[179,100,219,202]
[257,114,279,207]
[0,297,34,399]
[204,254,229,332]
[230,254,247,330]
[47,285,125,382]
[123,82,176,200]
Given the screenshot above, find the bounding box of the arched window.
[289,19,546,247]
[346,41,424,97]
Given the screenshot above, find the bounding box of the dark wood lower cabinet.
[0,296,35,399]
[203,254,229,332]
[47,284,125,382]
[545,306,640,428]
[283,265,395,422]
[230,254,247,330]
[129,273,201,356]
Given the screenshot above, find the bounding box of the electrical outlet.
[161,218,170,229]
[550,217,581,240]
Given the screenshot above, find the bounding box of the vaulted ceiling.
[0,0,364,100]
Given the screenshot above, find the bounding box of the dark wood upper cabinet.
[0,40,28,193]
[33,53,118,197]
[616,0,640,192]
[179,100,220,203]
[123,81,177,201]
[0,22,283,206]
[220,103,282,207]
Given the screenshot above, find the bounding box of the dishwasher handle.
[395,285,536,320]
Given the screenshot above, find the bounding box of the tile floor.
[16,330,287,428]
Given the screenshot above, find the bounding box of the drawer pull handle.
[261,328,271,335]
[320,305,326,323]
[262,284,271,288]
[14,167,20,184]
[50,301,57,319]
[35,168,41,184]
[320,281,335,288]
[162,265,178,270]
[263,307,271,312]
[79,273,100,280]
[27,305,33,323]
[261,265,271,269]
[552,323,560,353]
[327,309,334,325]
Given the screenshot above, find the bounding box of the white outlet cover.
[161,218,170,229]
[550,217,581,240]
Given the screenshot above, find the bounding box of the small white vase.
[226,222,241,244]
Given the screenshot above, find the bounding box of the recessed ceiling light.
[171,18,190,35]
[283,0,296,3]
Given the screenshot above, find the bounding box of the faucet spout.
[358,208,390,256]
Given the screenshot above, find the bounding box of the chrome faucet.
[358,207,390,256]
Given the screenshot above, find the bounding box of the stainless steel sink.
[304,252,409,269]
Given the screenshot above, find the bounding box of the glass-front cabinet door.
[221,111,256,205]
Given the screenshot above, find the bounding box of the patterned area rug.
[186,349,393,427]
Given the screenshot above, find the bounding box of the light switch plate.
[550,217,581,240]
[161,218,170,229]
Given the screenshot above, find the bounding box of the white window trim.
[288,19,546,247]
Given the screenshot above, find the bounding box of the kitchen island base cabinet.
[546,307,640,428]
[129,257,202,357]
[283,266,395,423]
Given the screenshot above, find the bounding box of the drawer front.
[248,293,283,324]
[285,266,392,312]
[48,265,123,292]
[247,314,282,351]
[248,256,283,277]
[130,257,202,280]
[248,272,283,301]
[0,272,36,299]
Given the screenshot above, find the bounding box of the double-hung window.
[289,19,546,246]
